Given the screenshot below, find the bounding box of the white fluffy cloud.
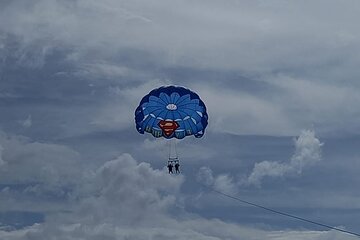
[197,130,324,189]
[197,166,238,195]
[197,166,215,186]
[248,130,323,186]
[75,153,183,225]
[1,152,352,240]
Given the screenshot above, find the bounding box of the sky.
[0,0,360,239]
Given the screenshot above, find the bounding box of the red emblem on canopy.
[158,120,179,137]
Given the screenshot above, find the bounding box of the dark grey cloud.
[1,0,360,135]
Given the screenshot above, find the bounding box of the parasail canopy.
[135,86,208,139]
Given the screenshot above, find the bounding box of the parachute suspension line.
[174,139,178,161]
[167,139,180,174]
[200,184,360,238]
[168,139,178,161]
[167,140,171,161]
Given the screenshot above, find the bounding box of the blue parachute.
[135,86,208,139]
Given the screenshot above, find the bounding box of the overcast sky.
[1,0,360,239]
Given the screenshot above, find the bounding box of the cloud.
[194,130,325,193]
[1,153,260,240]
[248,130,323,186]
[197,166,238,195]
[197,166,215,186]
[0,144,5,166]
[1,0,360,74]
[197,129,324,191]
[0,131,81,186]
[0,1,359,238]
[1,0,359,71]
[263,75,360,134]
[0,143,354,239]
[77,153,183,224]
[0,223,355,240]
[193,85,296,136]
[267,229,354,240]
[1,0,360,136]
[90,79,171,131]
[0,132,86,215]
[19,115,32,128]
